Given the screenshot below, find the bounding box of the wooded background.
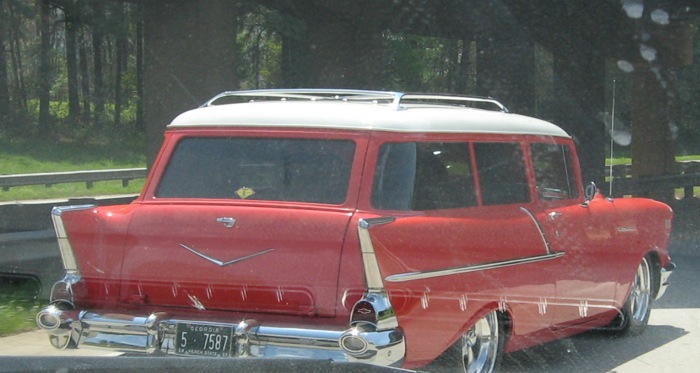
[0,0,698,154]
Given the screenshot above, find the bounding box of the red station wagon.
[37,89,675,372]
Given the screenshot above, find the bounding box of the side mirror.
[581,182,597,207]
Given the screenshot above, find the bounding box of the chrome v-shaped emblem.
[179,244,274,267]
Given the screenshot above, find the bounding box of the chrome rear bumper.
[36,306,405,367]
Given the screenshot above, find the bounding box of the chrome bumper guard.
[36,306,405,367]
[655,261,676,300]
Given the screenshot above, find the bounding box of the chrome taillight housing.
[49,273,81,308]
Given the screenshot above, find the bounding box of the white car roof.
[167,90,570,138]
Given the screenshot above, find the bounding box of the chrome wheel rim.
[629,257,652,324]
[461,311,499,373]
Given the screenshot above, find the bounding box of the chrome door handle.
[548,212,562,221]
[216,217,236,228]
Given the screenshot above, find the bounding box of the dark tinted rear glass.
[156,138,355,204]
[372,142,476,210]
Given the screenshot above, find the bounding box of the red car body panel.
[120,204,354,317]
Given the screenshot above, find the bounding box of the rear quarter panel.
[60,204,137,307]
[355,208,559,366]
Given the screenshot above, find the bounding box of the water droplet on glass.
[640,44,657,62]
[651,9,670,25]
[621,0,644,19]
[617,60,635,73]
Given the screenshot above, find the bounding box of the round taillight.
[340,334,368,355]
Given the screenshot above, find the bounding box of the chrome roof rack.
[202,89,508,112]
[399,94,508,113]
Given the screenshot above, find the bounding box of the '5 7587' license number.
[175,322,234,357]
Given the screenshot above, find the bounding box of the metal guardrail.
[0,163,698,198]
[0,168,147,191]
[607,161,700,199]
[608,173,700,198]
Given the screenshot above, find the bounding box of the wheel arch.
[645,250,661,300]
[424,303,512,372]
[457,303,513,354]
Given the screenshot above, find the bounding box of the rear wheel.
[610,256,653,336]
[431,310,505,373]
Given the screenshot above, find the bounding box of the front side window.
[156,137,355,204]
[530,142,579,200]
[372,142,476,211]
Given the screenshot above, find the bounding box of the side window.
[474,142,530,205]
[371,142,476,211]
[530,143,579,200]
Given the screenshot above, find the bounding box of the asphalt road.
[1,236,697,372]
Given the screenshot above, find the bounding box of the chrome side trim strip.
[384,208,566,283]
[385,252,565,283]
[51,205,95,273]
[519,207,553,254]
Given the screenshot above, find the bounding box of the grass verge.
[0,180,145,202]
[0,278,43,337]
[0,135,147,202]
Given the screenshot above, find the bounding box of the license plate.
[175,322,234,357]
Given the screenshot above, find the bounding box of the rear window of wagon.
[155,137,355,204]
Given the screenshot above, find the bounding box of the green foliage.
[0,278,42,337]
[0,302,39,336]
[2,1,699,169]
[381,33,424,91]
[50,100,69,121]
[237,5,285,89]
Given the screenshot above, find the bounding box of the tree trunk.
[135,8,144,130]
[65,7,80,126]
[8,1,27,115]
[0,0,10,125]
[92,0,105,128]
[78,28,91,125]
[37,0,52,132]
[113,4,126,128]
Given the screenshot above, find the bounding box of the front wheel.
[609,256,653,336]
